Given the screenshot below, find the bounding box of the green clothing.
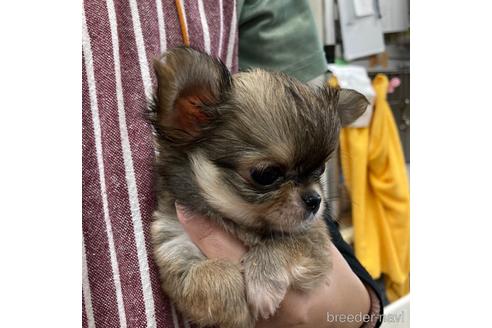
[237,0,328,83]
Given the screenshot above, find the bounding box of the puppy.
[149,47,367,328]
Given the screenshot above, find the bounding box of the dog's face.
[151,47,367,233]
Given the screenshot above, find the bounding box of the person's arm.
[176,204,381,327]
[323,212,384,327]
[238,0,328,83]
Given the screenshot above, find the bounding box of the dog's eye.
[250,166,283,186]
[312,164,326,178]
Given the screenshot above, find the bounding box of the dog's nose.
[301,191,321,215]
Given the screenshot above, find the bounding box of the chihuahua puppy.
[150,47,367,328]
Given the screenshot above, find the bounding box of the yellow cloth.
[338,74,410,301]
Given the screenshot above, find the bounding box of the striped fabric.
[82,1,238,327]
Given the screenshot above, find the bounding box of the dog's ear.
[152,47,232,143]
[337,89,369,126]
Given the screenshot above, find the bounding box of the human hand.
[176,204,373,328]
[175,203,247,263]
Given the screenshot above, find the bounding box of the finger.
[175,203,216,241]
[176,203,247,263]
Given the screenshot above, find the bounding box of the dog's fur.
[149,47,368,328]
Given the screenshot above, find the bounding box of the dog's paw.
[245,280,287,319]
[243,261,290,319]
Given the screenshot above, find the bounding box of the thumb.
[176,203,247,263]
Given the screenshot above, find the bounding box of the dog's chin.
[220,212,316,235]
[262,212,321,234]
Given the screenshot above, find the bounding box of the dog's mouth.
[305,212,316,222]
[214,198,322,236]
[267,214,320,235]
[220,214,311,237]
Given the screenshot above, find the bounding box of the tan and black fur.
[149,47,368,328]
